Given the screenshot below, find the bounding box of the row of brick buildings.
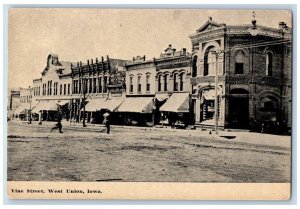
[9,17,292,133]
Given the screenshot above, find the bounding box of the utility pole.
[214,54,219,134]
[211,50,225,134]
[82,79,86,127]
[28,86,32,124]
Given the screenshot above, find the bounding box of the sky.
[8,9,292,89]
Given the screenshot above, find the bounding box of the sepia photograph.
[6,8,292,200]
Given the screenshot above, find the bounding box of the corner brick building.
[189,17,291,132]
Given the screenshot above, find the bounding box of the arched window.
[192,56,198,77]
[129,76,133,93]
[146,74,150,92]
[173,73,178,91]
[164,74,168,91]
[158,75,162,92]
[179,73,184,91]
[235,50,245,74]
[266,52,273,76]
[137,75,141,93]
[204,47,216,76]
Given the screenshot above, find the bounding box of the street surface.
[7,121,291,182]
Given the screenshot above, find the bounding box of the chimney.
[77,62,79,67]
[101,56,104,62]
[91,59,93,64]
[95,58,98,63]
[182,48,186,55]
[208,16,212,21]
[87,60,89,65]
[143,55,146,61]
[79,61,82,66]
[133,57,135,62]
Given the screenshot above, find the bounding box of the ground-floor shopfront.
[192,83,286,133]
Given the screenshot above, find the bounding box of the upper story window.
[179,73,184,91]
[266,52,273,76]
[137,75,142,93]
[164,74,168,91]
[68,84,70,95]
[204,47,216,76]
[64,84,66,95]
[93,78,97,93]
[89,78,93,93]
[78,80,81,94]
[192,56,198,77]
[235,50,245,74]
[53,82,56,95]
[129,76,133,93]
[60,84,62,95]
[146,74,150,92]
[158,75,162,92]
[173,73,178,91]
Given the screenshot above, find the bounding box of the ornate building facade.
[30,54,128,124]
[120,45,192,127]
[189,17,291,132]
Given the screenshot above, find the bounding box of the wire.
[228,39,291,50]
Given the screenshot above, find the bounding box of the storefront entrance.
[229,89,249,129]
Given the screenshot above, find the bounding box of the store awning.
[44,100,59,111]
[32,100,58,113]
[160,93,190,113]
[84,98,106,112]
[13,103,29,115]
[57,100,69,106]
[101,97,125,112]
[14,101,39,115]
[117,97,154,113]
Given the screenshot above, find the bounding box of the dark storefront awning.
[117,97,154,113]
[160,93,189,113]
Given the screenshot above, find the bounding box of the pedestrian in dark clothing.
[50,119,63,133]
[105,119,110,134]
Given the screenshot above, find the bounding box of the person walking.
[105,118,110,134]
[50,118,63,133]
[103,112,110,134]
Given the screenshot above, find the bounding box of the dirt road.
[7,122,291,182]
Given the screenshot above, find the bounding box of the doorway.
[229,89,249,129]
